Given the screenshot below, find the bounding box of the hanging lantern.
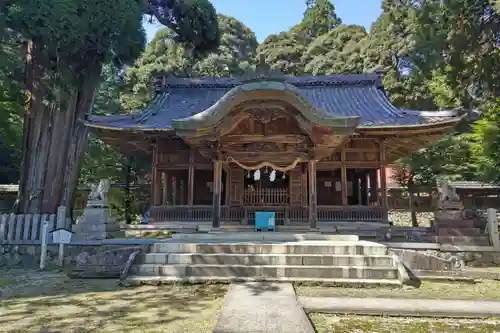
[282,172,286,179]
[264,167,269,174]
[254,169,261,181]
[246,171,251,179]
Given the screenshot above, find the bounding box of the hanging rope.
[226,156,303,172]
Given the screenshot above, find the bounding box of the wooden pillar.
[340,147,348,205]
[212,160,223,229]
[361,173,368,205]
[152,167,162,206]
[368,170,378,204]
[308,160,318,230]
[162,171,168,205]
[187,150,195,206]
[379,139,388,208]
[225,166,231,208]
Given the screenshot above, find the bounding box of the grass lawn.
[295,280,500,300]
[0,268,227,333]
[310,314,500,333]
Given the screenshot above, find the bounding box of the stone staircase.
[432,210,489,246]
[125,235,403,286]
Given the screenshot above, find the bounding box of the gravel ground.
[310,314,500,333]
[389,211,434,227]
[0,268,227,333]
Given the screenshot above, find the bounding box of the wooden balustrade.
[150,205,213,221]
[317,205,387,222]
[288,206,308,222]
[243,188,289,205]
[149,205,388,223]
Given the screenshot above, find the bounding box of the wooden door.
[229,168,244,205]
[289,169,303,206]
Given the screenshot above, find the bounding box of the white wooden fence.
[0,207,71,244]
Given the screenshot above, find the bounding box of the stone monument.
[73,179,124,240]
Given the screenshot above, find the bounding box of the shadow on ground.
[0,268,228,333]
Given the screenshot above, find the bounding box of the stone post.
[487,208,499,248]
[56,206,67,229]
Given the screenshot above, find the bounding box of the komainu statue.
[88,179,110,202]
[436,177,463,211]
[436,177,460,202]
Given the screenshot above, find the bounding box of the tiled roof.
[448,181,500,190]
[87,74,458,130]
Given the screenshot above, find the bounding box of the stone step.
[136,253,395,266]
[170,232,359,242]
[129,264,399,280]
[435,219,475,228]
[435,211,464,220]
[437,228,481,237]
[123,275,403,287]
[151,241,388,256]
[429,236,489,246]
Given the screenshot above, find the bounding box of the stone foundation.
[0,244,145,268]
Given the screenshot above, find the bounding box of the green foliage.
[300,0,342,39]
[412,0,500,106]
[399,134,477,191]
[407,0,500,184]
[0,17,23,183]
[361,0,437,109]
[5,0,146,86]
[193,15,258,76]
[302,24,367,75]
[143,0,220,56]
[469,101,500,182]
[122,14,258,110]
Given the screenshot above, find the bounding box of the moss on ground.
[137,231,173,238]
[310,314,500,333]
[0,268,227,333]
[296,280,500,300]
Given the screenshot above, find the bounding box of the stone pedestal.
[438,200,464,211]
[73,201,123,240]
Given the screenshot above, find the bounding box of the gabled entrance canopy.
[172,79,360,166]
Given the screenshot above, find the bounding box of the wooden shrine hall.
[84,71,462,229]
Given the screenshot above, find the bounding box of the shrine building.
[84,72,462,230]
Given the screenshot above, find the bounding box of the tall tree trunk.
[17,46,102,216]
[408,176,418,227]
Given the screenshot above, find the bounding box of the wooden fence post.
[0,214,7,244]
[40,221,49,270]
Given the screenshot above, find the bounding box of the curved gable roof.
[86,74,460,131]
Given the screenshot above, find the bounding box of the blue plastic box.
[255,211,276,232]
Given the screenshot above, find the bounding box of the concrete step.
[129,264,399,279]
[437,228,480,237]
[435,219,475,228]
[151,241,389,256]
[136,253,395,266]
[123,275,403,287]
[430,236,489,246]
